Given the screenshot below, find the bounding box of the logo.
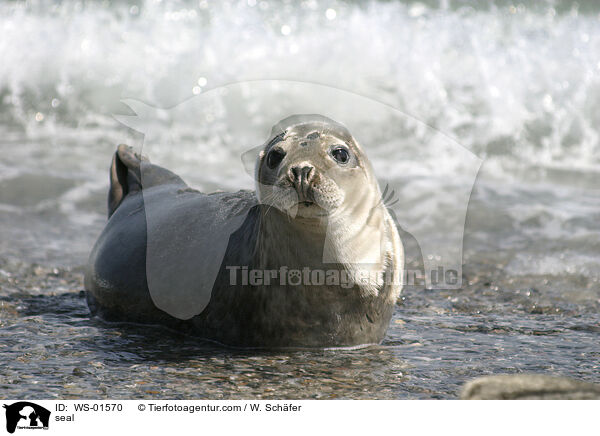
[3,402,50,434]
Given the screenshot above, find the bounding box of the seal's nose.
[289,164,315,199]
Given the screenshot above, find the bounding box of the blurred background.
[0,0,598,399]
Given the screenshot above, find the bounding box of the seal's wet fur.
[85,115,403,348]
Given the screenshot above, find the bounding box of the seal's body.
[85,115,403,348]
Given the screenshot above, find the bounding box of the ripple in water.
[0,0,598,399]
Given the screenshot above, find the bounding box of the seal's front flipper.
[108,144,186,217]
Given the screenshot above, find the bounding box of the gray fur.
[85,116,403,348]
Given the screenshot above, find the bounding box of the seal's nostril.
[301,165,313,183]
[289,165,314,186]
[290,166,301,183]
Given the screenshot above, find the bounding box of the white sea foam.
[0,0,598,281]
[0,0,599,174]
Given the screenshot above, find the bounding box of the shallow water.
[1,0,599,399]
[1,259,598,399]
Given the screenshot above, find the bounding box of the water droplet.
[192,86,202,95]
[51,98,61,108]
[80,39,91,52]
[129,5,139,15]
[197,77,207,87]
[325,8,336,20]
[35,112,44,122]
[542,94,554,111]
[409,3,426,17]
[281,25,291,35]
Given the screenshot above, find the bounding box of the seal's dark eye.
[266,149,285,169]
[331,146,350,164]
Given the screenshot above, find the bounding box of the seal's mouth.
[292,199,328,218]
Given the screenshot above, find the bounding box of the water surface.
[0,0,599,399]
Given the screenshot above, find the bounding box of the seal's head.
[256,114,380,219]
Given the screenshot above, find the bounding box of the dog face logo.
[3,402,50,434]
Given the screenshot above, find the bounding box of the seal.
[85,114,404,348]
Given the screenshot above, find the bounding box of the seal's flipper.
[108,145,143,217]
[108,144,186,217]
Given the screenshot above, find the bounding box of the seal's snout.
[288,163,315,201]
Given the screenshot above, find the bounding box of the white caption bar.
[1,400,596,436]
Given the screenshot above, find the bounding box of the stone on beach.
[461,374,600,400]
